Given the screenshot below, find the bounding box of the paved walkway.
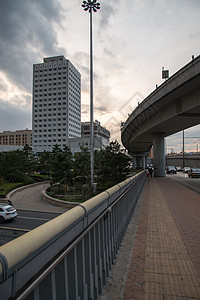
[100,176,200,299]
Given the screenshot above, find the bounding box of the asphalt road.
[166,172,200,195]
[1,209,62,230]
[0,183,69,245]
[0,209,64,246]
[10,182,68,213]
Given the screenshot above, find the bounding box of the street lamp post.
[183,130,185,168]
[82,0,100,189]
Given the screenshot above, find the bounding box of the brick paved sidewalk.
[124,177,200,299]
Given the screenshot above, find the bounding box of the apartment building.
[32,55,81,153]
[0,129,32,148]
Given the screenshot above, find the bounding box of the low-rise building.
[0,129,32,152]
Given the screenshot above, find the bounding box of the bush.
[96,181,117,193]
[0,175,39,198]
[30,174,50,182]
[0,182,23,198]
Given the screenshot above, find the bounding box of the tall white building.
[32,55,81,153]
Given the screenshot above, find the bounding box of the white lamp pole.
[82,0,100,188]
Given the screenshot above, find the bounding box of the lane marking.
[0,226,29,232]
[18,216,51,221]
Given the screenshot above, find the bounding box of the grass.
[0,182,23,198]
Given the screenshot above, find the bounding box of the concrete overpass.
[121,55,200,176]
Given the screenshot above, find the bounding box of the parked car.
[166,166,177,174]
[182,167,191,173]
[0,204,17,223]
[188,168,200,178]
[176,166,182,172]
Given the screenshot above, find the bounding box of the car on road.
[166,166,177,174]
[176,166,182,172]
[188,168,200,178]
[182,167,191,173]
[0,204,18,223]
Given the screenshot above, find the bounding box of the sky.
[0,0,200,153]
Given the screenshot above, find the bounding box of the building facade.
[66,136,109,155]
[0,129,32,152]
[32,55,81,153]
[81,120,110,145]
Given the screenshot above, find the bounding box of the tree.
[74,146,90,184]
[21,144,36,175]
[50,145,74,183]
[0,150,28,182]
[95,140,131,186]
[37,151,51,175]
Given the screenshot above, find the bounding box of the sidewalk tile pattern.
[123,177,200,299]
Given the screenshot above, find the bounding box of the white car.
[0,204,18,223]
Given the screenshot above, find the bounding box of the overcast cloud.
[0,0,200,151]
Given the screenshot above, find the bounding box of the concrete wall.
[166,155,200,168]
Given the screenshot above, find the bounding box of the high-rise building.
[32,55,81,153]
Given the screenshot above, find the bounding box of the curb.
[42,189,79,209]
[6,181,50,201]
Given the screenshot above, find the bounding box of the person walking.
[148,167,153,178]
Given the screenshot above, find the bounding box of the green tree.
[37,151,51,175]
[95,140,131,187]
[0,150,28,182]
[74,146,90,184]
[50,145,74,183]
[22,144,36,175]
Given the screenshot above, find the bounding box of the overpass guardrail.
[0,171,145,300]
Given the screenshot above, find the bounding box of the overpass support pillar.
[153,133,165,177]
[130,152,146,170]
[132,156,137,169]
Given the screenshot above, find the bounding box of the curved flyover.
[121,55,200,176]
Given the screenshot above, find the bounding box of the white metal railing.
[0,171,145,300]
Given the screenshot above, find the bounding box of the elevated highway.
[121,55,200,176]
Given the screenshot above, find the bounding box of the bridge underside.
[122,56,200,176]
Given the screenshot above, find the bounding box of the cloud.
[0,98,31,131]
[99,0,120,30]
[166,124,200,153]
[0,0,64,92]
[0,79,7,92]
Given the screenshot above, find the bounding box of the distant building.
[0,129,32,152]
[81,120,110,141]
[32,55,81,154]
[66,136,109,155]
[0,120,110,154]
[66,121,110,155]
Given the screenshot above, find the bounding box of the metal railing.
[0,171,145,300]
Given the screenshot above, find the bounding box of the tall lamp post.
[82,0,100,189]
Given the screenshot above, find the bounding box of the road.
[10,182,68,213]
[0,209,64,246]
[0,182,69,245]
[166,172,200,195]
[1,209,62,230]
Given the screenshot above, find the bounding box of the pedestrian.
[8,199,13,206]
[149,167,153,178]
[146,168,150,178]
